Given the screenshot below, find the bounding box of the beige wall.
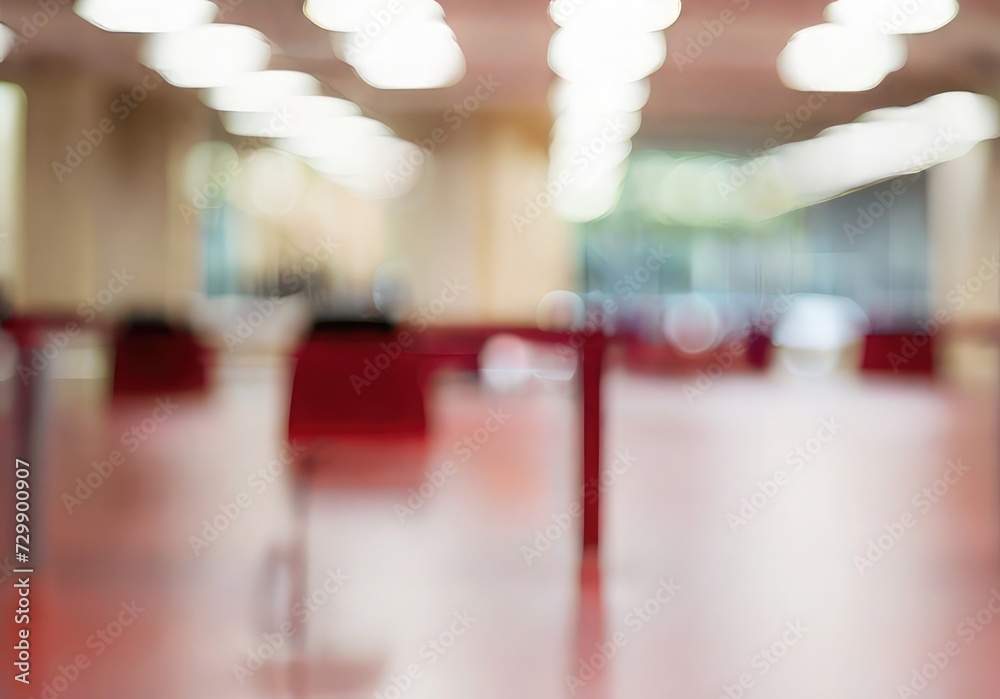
[0,80,25,302]
[389,112,575,325]
[927,140,1000,382]
[8,64,576,325]
[15,62,208,318]
[6,61,999,353]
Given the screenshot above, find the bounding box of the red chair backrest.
[2,313,92,348]
[861,332,935,375]
[745,327,772,369]
[287,322,427,444]
[112,319,210,397]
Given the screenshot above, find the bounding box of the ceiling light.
[551,110,642,148]
[317,136,425,198]
[200,71,323,112]
[772,120,938,199]
[141,24,270,88]
[75,0,217,33]
[825,0,958,34]
[275,115,395,158]
[0,24,15,62]
[777,23,906,92]
[552,168,625,222]
[549,78,651,116]
[219,95,362,138]
[640,92,999,225]
[305,0,444,32]
[335,22,466,89]
[306,135,410,177]
[549,0,682,33]
[860,91,999,146]
[548,26,666,83]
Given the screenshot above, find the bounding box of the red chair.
[281,319,429,695]
[287,320,427,445]
[861,332,935,375]
[112,317,211,397]
[745,326,773,369]
[413,324,605,556]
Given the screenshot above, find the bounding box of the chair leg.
[287,454,315,699]
[255,545,288,699]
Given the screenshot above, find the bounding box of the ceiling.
[2,0,1000,150]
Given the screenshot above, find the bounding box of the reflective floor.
[1,356,998,699]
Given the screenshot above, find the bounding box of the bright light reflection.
[777,23,906,92]
[645,92,999,225]
[549,0,682,33]
[141,25,270,88]
[76,0,217,33]
[200,71,322,112]
[548,26,666,83]
[341,22,466,89]
[219,96,361,138]
[304,0,443,32]
[773,294,869,377]
[825,0,959,34]
[275,116,395,158]
[0,24,15,61]
[549,78,651,116]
